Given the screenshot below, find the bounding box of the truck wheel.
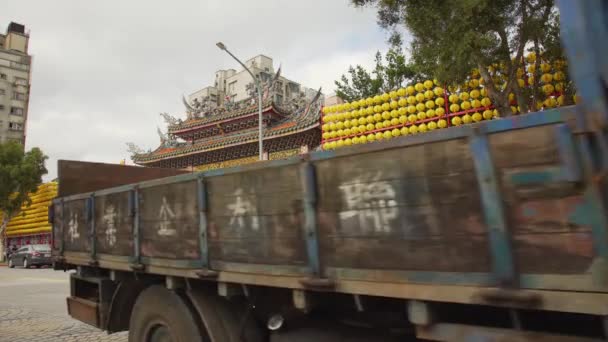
[128,285,206,342]
[187,289,265,342]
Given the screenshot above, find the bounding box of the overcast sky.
[2,1,395,181]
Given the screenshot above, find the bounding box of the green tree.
[351,0,557,116]
[335,35,418,102]
[0,141,48,237]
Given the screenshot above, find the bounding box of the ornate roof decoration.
[129,64,323,166]
[132,94,323,164]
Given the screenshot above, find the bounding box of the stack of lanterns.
[322,80,449,150]
[321,54,574,150]
[3,182,57,238]
[447,74,497,126]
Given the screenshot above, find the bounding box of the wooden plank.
[139,181,199,259]
[57,160,188,197]
[488,125,559,168]
[510,195,594,274]
[320,236,490,272]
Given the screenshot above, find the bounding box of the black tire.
[187,289,266,342]
[8,258,14,268]
[128,285,206,342]
[23,258,29,269]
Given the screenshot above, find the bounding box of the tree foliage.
[0,142,48,235]
[351,0,559,116]
[335,35,419,102]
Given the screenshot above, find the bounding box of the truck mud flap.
[67,296,100,328]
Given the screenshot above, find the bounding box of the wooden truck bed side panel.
[94,191,133,256]
[489,125,594,275]
[315,138,491,276]
[52,106,608,296]
[206,164,308,271]
[139,181,200,261]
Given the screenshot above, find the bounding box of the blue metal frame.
[469,129,516,287]
[508,124,582,186]
[301,162,322,277]
[129,187,142,268]
[88,195,96,263]
[197,174,210,269]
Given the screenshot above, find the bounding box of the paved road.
[0,266,127,342]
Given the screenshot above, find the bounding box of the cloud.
[1,1,400,181]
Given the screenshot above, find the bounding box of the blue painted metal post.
[87,195,97,264]
[470,129,516,287]
[130,187,143,270]
[558,0,608,278]
[301,162,322,278]
[197,175,210,270]
[60,198,65,257]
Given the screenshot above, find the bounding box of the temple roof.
[168,99,285,133]
[132,99,321,164]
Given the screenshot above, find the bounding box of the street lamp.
[216,42,264,161]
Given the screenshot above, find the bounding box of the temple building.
[129,65,323,171]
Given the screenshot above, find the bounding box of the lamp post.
[216,42,264,161]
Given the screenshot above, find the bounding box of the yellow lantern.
[540,63,551,73]
[483,109,494,120]
[540,73,553,84]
